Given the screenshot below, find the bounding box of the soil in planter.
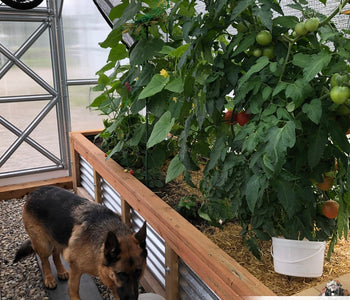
[157,173,350,296]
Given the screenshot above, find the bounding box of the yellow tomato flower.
[160,69,168,78]
[173,97,177,103]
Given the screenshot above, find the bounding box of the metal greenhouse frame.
[0,0,69,185]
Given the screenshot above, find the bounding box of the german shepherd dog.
[14,186,147,300]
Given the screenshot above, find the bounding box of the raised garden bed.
[69,129,275,299]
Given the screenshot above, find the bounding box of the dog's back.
[23,186,130,246]
[23,186,88,245]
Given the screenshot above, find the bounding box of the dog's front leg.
[112,289,120,300]
[68,264,82,300]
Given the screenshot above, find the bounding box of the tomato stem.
[319,0,348,27]
[279,41,293,83]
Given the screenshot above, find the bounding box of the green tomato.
[305,17,319,32]
[252,48,262,57]
[256,30,272,46]
[262,46,274,60]
[331,73,343,87]
[330,86,350,104]
[295,22,308,36]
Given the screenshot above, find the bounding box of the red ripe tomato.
[321,200,339,219]
[224,110,237,125]
[125,82,131,91]
[316,175,334,191]
[237,111,250,126]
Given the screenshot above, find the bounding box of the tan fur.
[19,189,147,300]
[22,206,69,289]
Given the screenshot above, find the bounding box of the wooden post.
[93,169,102,204]
[69,134,81,192]
[121,196,131,227]
[165,243,179,300]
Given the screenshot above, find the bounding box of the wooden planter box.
[69,130,275,299]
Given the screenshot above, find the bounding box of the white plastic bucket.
[271,237,326,277]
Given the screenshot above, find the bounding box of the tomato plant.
[93,0,350,259]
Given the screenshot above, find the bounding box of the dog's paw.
[44,275,57,290]
[57,271,69,281]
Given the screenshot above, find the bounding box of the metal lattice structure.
[0,0,70,185]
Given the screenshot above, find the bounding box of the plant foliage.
[92,0,350,258]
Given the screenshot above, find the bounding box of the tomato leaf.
[147,111,175,148]
[273,179,299,218]
[99,28,122,49]
[308,127,327,169]
[302,98,322,124]
[167,44,190,58]
[273,16,299,29]
[205,134,227,172]
[108,44,128,63]
[232,32,256,57]
[252,5,273,31]
[237,56,270,89]
[109,1,128,21]
[138,74,169,99]
[230,0,255,21]
[265,121,296,165]
[303,51,332,82]
[165,77,184,93]
[130,38,165,66]
[329,121,350,154]
[166,155,186,183]
[285,79,312,107]
[293,51,332,82]
[112,0,141,30]
[245,174,267,213]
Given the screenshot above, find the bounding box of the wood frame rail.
[69,130,275,299]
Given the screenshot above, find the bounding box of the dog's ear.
[104,231,121,266]
[134,222,147,250]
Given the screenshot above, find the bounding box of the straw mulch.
[157,174,350,296]
[203,222,350,296]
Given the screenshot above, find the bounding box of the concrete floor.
[294,273,350,296]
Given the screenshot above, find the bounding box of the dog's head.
[100,222,147,300]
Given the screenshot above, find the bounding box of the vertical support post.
[165,243,179,300]
[48,0,71,172]
[93,169,102,203]
[69,135,80,192]
[121,197,131,227]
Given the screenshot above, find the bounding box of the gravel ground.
[0,197,114,300]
